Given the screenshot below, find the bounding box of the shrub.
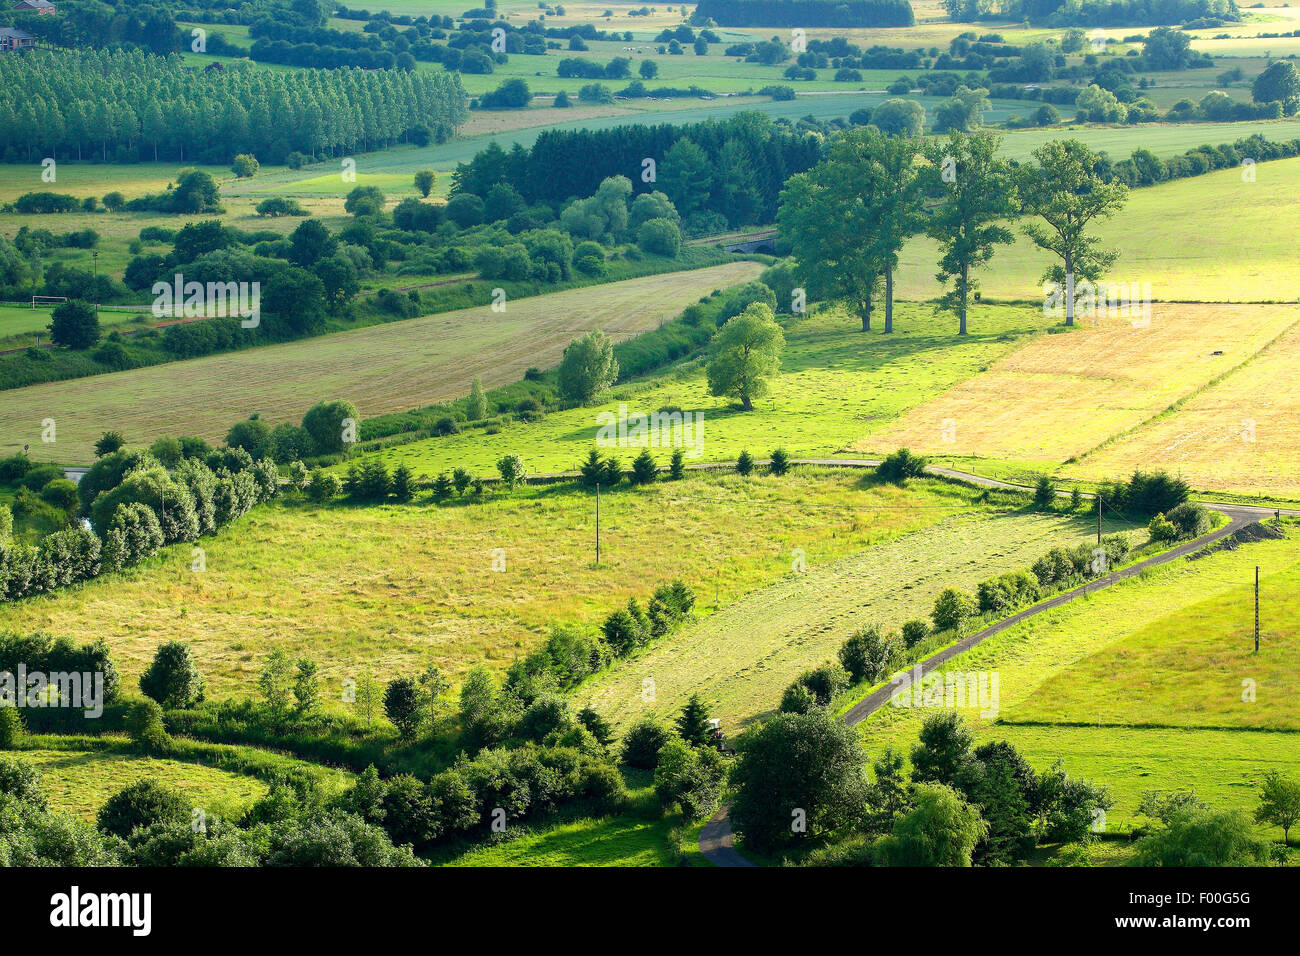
[901,619,929,648]
[308,469,342,502]
[621,719,670,769]
[838,626,903,685]
[932,588,977,632]
[793,663,848,706]
[1166,501,1212,540]
[124,699,172,752]
[97,780,191,839]
[629,449,657,485]
[736,450,754,476]
[1034,474,1056,507]
[139,641,205,708]
[877,448,927,483]
[1148,512,1178,542]
[0,707,24,749]
[769,447,790,475]
[976,570,1040,616]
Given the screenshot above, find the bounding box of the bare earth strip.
[857,303,1300,469]
[1,261,762,463]
[582,509,1109,732]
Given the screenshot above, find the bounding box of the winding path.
[695,460,1295,866]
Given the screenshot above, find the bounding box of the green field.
[339,301,1041,479]
[853,526,1300,833]
[12,747,269,822]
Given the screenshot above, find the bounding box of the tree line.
[0,48,467,165]
[452,113,823,232]
[779,129,1130,335]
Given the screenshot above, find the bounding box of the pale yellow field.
[1,261,762,463]
[1066,315,1300,497]
[857,303,1300,477]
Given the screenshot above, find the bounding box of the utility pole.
[1097,494,1102,546]
[595,482,600,566]
[1255,565,1260,653]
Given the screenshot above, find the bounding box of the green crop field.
[339,301,1041,479]
[0,261,761,463]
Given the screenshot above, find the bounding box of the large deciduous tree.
[706,302,784,411]
[1021,138,1129,327]
[924,130,1019,335]
[779,129,923,332]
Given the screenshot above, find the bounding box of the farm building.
[12,0,55,13]
[0,26,35,51]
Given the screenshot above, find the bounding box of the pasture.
[344,301,1042,479]
[0,261,762,463]
[581,504,1140,731]
[12,747,269,822]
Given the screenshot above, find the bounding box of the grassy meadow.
[0,469,1005,701]
[14,746,269,822]
[340,301,1044,479]
[582,500,1142,731]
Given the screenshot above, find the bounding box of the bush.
[976,570,1040,616]
[736,450,754,476]
[1148,512,1178,542]
[901,619,929,648]
[769,448,790,475]
[932,588,977,632]
[1034,474,1056,507]
[1166,501,1212,540]
[839,626,902,685]
[877,448,927,483]
[124,699,172,753]
[97,780,191,840]
[139,641,205,708]
[621,719,670,769]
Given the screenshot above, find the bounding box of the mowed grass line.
[854,531,1300,828]
[859,304,1300,478]
[1,261,762,462]
[583,504,1129,731]
[0,470,969,700]
[349,302,1043,479]
[14,747,268,822]
[442,813,679,867]
[1066,317,1300,498]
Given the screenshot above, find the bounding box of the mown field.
[853,527,1300,832]
[582,501,1140,731]
[0,469,988,700]
[1,261,761,463]
[346,301,1042,479]
[13,747,268,822]
[862,303,1300,494]
[1065,318,1300,499]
